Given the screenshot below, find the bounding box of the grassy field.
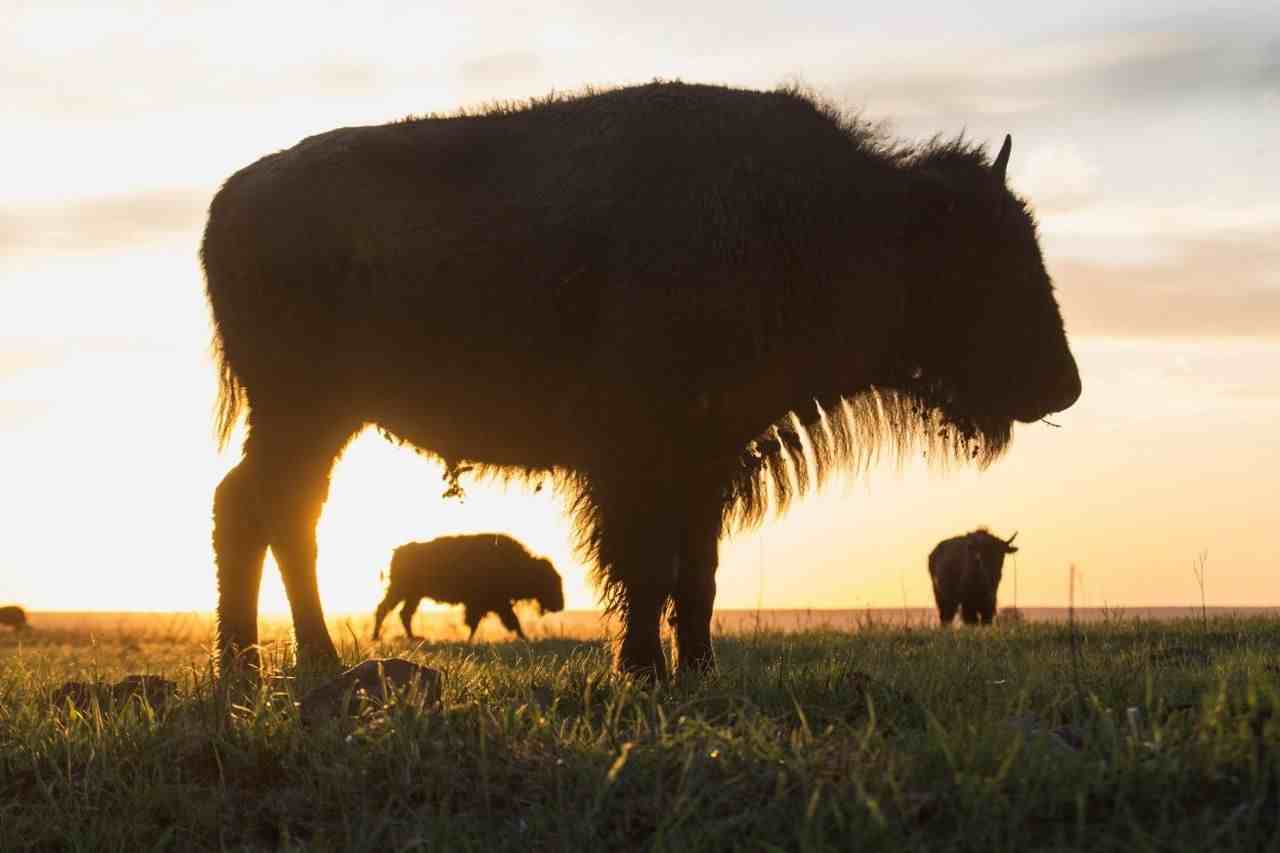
[2,615,1279,851]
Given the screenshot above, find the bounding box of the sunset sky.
[1,1,1277,619]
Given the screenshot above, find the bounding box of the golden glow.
[3,3,1278,619]
[307,431,594,618]
[3,311,1277,616]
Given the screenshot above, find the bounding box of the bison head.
[896,136,1081,458]
[534,558,565,614]
[969,530,1019,586]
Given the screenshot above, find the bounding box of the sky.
[1,1,1277,618]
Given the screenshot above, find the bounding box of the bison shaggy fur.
[203,81,1081,679]
[372,534,564,641]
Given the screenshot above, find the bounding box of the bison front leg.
[591,452,684,680]
[496,602,528,640]
[615,577,670,681]
[462,604,487,641]
[671,504,721,676]
[980,595,997,626]
[599,506,676,681]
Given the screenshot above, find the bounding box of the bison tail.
[211,343,247,451]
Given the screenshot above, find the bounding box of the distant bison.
[0,606,29,631]
[928,529,1019,626]
[372,534,565,641]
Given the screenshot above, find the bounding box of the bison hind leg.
[214,459,269,674]
[372,591,402,641]
[238,409,357,672]
[398,597,423,639]
[935,596,959,627]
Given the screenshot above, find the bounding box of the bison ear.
[1005,545,1019,554]
[992,134,1012,183]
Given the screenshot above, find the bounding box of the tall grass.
[2,617,1279,851]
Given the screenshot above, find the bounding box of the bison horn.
[992,134,1012,183]
[1005,531,1018,546]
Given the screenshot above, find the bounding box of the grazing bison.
[203,81,1081,679]
[0,606,28,631]
[928,529,1019,626]
[372,534,565,641]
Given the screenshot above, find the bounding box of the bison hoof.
[614,647,669,684]
[675,655,717,680]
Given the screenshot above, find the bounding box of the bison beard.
[203,81,1081,680]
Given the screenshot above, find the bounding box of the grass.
[2,616,1280,851]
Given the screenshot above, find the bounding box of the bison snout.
[1015,352,1082,423]
[1044,352,1082,416]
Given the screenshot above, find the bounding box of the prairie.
[2,612,1279,851]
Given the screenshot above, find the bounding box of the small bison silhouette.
[0,606,29,631]
[372,534,565,641]
[928,529,1019,626]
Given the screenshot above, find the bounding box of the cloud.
[460,51,543,87]
[1069,336,1280,406]
[832,28,1278,123]
[0,189,209,252]
[1039,202,1280,266]
[1042,202,1280,241]
[1014,144,1101,213]
[1052,232,1280,339]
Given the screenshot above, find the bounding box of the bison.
[928,529,1019,626]
[372,534,565,641]
[0,606,28,631]
[203,81,1081,680]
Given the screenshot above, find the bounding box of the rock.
[50,674,177,712]
[297,658,442,725]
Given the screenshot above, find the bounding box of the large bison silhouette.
[929,529,1020,626]
[203,81,1081,679]
[372,534,564,641]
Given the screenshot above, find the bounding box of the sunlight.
[292,429,597,620]
[2,327,1278,616]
